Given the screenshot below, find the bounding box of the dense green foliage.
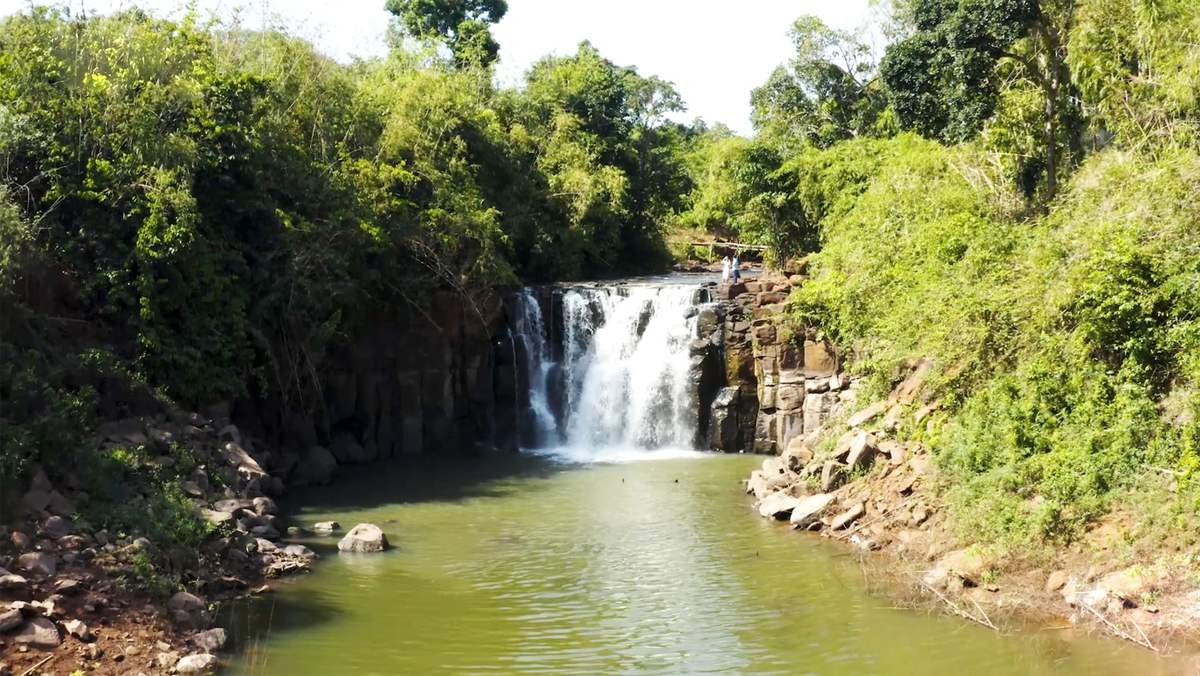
[6,0,1200,560]
[0,8,691,501]
[734,1,1200,549]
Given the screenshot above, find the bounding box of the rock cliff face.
[708,272,857,455]
[239,289,519,485]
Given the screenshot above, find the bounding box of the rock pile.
[746,356,941,552]
[0,409,320,675]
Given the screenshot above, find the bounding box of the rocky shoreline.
[745,359,1200,656]
[0,409,328,675]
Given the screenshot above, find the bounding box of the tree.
[881,0,1078,200]
[751,15,890,149]
[385,0,508,67]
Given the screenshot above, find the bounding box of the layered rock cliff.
[708,271,858,455]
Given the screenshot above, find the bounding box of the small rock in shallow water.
[337,524,389,553]
[312,521,341,535]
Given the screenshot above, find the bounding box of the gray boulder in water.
[337,523,389,553]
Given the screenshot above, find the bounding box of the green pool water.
[223,453,1180,675]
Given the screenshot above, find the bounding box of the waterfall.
[510,284,705,462]
[511,289,559,447]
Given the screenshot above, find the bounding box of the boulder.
[789,493,835,529]
[167,591,207,628]
[175,653,219,675]
[213,498,254,514]
[847,401,888,428]
[200,510,234,528]
[820,461,845,492]
[293,446,337,486]
[1045,570,1068,593]
[337,524,389,553]
[222,442,266,478]
[1098,567,1159,606]
[312,521,341,535]
[756,491,800,520]
[64,618,94,641]
[21,489,51,514]
[330,433,373,465]
[802,340,837,376]
[0,573,29,594]
[830,502,865,530]
[192,628,227,652]
[40,515,71,540]
[11,616,60,649]
[845,432,877,470]
[782,437,813,472]
[10,531,31,551]
[745,470,768,499]
[0,608,22,632]
[925,548,989,588]
[46,490,75,515]
[16,553,56,578]
[892,357,934,405]
[252,497,278,516]
[97,419,147,445]
[775,384,804,412]
[218,424,243,445]
[282,544,317,561]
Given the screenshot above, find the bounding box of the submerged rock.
[337,524,389,553]
[312,521,341,535]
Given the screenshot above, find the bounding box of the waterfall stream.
[509,284,706,462]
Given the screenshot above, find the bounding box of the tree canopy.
[385,0,509,66]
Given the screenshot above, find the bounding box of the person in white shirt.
[731,255,741,283]
[721,255,731,282]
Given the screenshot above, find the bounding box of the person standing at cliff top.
[731,254,741,284]
[721,255,731,282]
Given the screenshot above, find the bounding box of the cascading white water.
[512,284,705,462]
[511,289,559,447]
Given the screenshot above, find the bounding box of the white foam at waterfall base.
[514,284,710,464]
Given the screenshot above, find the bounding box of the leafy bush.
[785,137,1200,546]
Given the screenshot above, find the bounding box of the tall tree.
[385,0,508,67]
[751,15,890,149]
[881,0,1078,199]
